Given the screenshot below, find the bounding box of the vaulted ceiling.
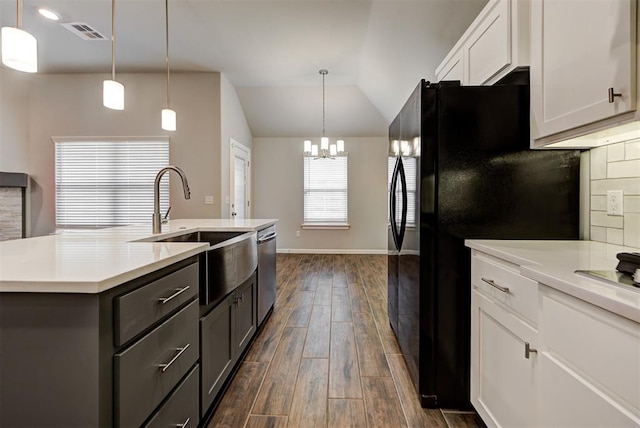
[0,0,487,137]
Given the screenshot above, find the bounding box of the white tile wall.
[589,140,640,248]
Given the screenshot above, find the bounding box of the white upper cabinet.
[435,0,530,85]
[438,50,464,83]
[531,0,637,144]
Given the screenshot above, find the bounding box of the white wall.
[253,137,388,252]
[27,72,222,236]
[0,69,31,173]
[220,73,253,218]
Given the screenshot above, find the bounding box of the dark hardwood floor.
[208,254,479,427]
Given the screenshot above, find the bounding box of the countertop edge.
[0,244,209,294]
[0,218,279,294]
[466,239,640,324]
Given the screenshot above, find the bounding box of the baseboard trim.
[277,248,387,255]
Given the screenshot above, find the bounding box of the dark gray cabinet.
[0,256,200,428]
[143,364,199,428]
[234,273,257,355]
[115,300,199,427]
[200,292,234,417]
[200,271,257,418]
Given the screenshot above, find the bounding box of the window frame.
[53,136,170,229]
[301,155,349,230]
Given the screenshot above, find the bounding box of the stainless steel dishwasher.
[257,225,277,326]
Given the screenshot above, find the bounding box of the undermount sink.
[157,231,246,247]
[156,230,257,307]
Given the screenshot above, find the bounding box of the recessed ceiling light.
[38,8,60,21]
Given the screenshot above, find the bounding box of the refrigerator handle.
[397,158,407,250]
[389,157,400,250]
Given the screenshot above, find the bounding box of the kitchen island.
[0,218,277,428]
[465,240,640,428]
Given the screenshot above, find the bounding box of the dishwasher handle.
[258,232,277,243]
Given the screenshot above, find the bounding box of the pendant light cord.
[111,0,116,81]
[16,0,22,28]
[165,0,171,108]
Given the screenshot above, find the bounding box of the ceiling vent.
[60,23,107,41]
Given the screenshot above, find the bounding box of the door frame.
[229,138,251,219]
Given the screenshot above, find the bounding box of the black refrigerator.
[387,78,580,409]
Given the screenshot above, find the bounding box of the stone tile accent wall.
[0,187,23,241]
[590,139,640,248]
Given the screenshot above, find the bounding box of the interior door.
[230,139,251,219]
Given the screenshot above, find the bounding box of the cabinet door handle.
[157,286,190,304]
[608,87,622,103]
[157,343,190,372]
[481,278,509,293]
[234,294,244,305]
[525,342,537,359]
[175,417,190,428]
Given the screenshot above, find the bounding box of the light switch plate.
[204,196,214,205]
[606,190,624,216]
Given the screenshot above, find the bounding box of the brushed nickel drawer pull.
[158,286,190,304]
[158,343,190,372]
[481,278,509,293]
[525,342,537,359]
[176,417,190,428]
[608,87,622,103]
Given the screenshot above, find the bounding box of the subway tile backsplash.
[589,139,640,248]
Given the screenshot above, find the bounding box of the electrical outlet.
[607,190,624,216]
[204,196,214,205]
[296,230,301,238]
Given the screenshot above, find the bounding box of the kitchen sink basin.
[157,231,245,247]
[156,230,257,307]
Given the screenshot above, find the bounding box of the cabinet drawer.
[143,364,199,428]
[115,262,199,346]
[115,299,199,428]
[471,254,537,325]
[541,288,640,415]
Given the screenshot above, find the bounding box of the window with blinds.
[54,138,170,228]
[303,157,348,225]
[388,157,417,227]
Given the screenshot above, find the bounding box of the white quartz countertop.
[465,240,640,323]
[0,218,278,294]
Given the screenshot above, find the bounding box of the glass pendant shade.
[337,139,344,153]
[161,108,176,131]
[329,144,337,156]
[1,27,37,73]
[304,140,312,153]
[311,145,319,157]
[321,137,329,151]
[103,79,125,110]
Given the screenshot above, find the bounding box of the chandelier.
[303,69,347,159]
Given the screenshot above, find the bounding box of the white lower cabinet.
[538,286,640,427]
[471,289,538,428]
[471,251,640,428]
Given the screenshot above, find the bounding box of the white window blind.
[55,139,170,228]
[388,157,417,227]
[304,157,348,224]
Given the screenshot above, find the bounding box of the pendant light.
[103,0,124,110]
[161,0,176,131]
[1,0,38,73]
[302,69,346,159]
